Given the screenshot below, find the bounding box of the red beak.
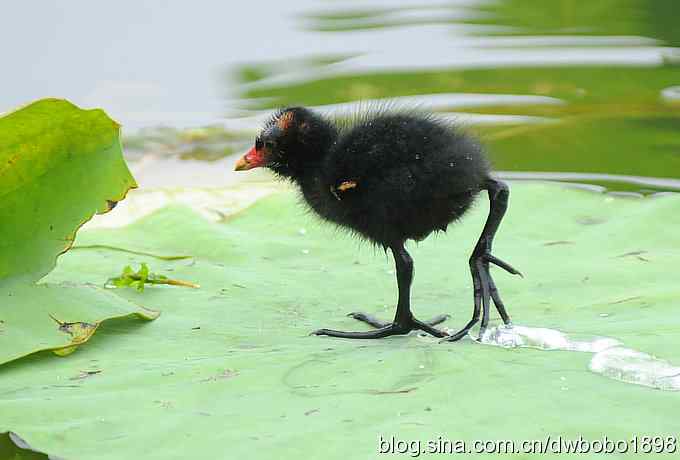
[234,146,265,171]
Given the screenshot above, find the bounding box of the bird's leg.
[444,178,522,342]
[312,243,449,339]
[389,244,450,336]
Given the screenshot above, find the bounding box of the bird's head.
[234,107,336,178]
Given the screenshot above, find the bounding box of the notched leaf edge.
[0,431,66,460]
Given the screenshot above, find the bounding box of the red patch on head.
[234,146,265,171]
[245,146,264,165]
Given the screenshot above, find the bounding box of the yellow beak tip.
[234,157,249,171]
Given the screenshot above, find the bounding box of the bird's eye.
[264,140,275,150]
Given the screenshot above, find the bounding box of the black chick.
[235,107,521,340]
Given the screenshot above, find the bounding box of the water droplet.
[415,154,421,160]
[449,162,455,167]
[589,347,680,391]
[479,324,620,352]
[302,249,310,255]
[661,85,680,102]
[298,228,307,235]
[479,325,680,391]
[599,313,610,317]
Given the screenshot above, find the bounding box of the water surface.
[2,0,678,192]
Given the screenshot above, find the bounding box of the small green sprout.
[107,263,200,292]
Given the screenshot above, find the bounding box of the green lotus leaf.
[3,183,678,459]
[0,99,158,365]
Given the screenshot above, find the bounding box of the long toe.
[477,251,517,328]
[347,312,391,329]
[483,253,522,277]
[441,318,479,342]
[413,319,449,338]
[425,314,450,327]
[311,325,407,339]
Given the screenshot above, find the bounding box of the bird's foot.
[348,311,449,329]
[311,312,450,339]
[443,250,521,343]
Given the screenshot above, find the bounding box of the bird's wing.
[329,179,358,200]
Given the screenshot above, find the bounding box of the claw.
[442,318,478,342]
[442,178,517,344]
[483,254,523,277]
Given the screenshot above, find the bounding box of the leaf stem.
[153,278,201,289]
[127,274,200,289]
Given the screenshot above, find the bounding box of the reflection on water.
[302,0,680,49]
[219,93,560,131]
[498,172,680,194]
[232,0,680,193]
[661,86,680,102]
[479,325,680,391]
[4,0,676,192]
